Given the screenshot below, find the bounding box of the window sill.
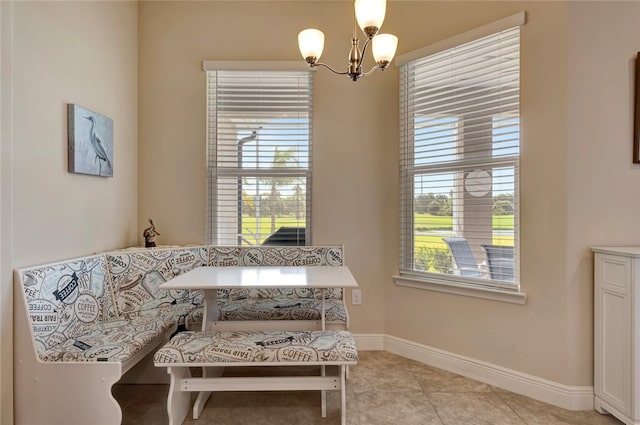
[392,274,527,305]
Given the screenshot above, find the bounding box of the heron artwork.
[67,104,113,177]
[83,115,112,176]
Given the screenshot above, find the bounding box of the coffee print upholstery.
[216,298,347,322]
[18,255,116,357]
[14,245,354,425]
[209,246,344,299]
[154,330,358,365]
[106,246,207,320]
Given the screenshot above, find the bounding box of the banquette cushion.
[154,330,358,365]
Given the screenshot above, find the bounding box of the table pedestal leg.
[321,288,326,331]
[202,289,219,332]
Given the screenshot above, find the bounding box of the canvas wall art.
[634,52,640,163]
[68,104,113,177]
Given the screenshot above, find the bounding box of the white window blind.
[206,68,313,246]
[399,21,522,290]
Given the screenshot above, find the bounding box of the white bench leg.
[193,366,223,419]
[321,364,327,418]
[166,367,192,425]
[340,365,347,425]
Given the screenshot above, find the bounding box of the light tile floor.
[115,351,624,425]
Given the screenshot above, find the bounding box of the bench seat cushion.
[186,298,348,325]
[154,330,358,366]
[120,301,197,323]
[217,298,347,322]
[38,315,175,363]
[219,287,343,301]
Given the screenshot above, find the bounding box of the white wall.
[566,1,640,384]
[138,0,640,391]
[2,1,639,422]
[0,3,14,423]
[139,0,394,334]
[1,1,139,422]
[11,1,139,266]
[387,1,639,388]
[386,0,576,384]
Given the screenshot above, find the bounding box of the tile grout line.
[413,363,447,425]
[490,385,531,425]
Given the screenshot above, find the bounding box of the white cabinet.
[593,247,640,425]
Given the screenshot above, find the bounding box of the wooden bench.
[13,248,205,425]
[153,329,358,425]
[13,245,352,425]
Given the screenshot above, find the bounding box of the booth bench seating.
[202,246,348,331]
[14,245,349,425]
[154,329,358,425]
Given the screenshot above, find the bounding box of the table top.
[159,265,359,290]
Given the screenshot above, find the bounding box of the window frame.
[204,61,314,246]
[393,13,527,304]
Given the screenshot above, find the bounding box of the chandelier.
[297,0,398,82]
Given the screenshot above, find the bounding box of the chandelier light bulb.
[372,33,398,68]
[298,29,325,64]
[296,0,397,82]
[355,0,386,37]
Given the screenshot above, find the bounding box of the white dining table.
[160,265,359,331]
[159,265,359,422]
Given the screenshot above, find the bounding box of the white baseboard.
[353,333,385,351]
[353,333,594,411]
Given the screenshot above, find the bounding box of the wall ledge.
[393,275,527,305]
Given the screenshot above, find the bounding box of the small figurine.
[143,218,160,248]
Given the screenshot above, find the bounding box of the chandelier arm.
[298,0,396,82]
[311,62,350,76]
[362,65,381,77]
[357,37,372,74]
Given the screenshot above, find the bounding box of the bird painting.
[68,104,113,177]
[83,115,112,175]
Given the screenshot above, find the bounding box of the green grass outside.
[240,213,514,247]
[414,213,514,249]
[415,214,514,231]
[414,234,513,249]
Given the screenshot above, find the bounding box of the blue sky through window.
[237,117,309,196]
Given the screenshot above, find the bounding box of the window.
[205,63,313,246]
[397,13,525,297]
